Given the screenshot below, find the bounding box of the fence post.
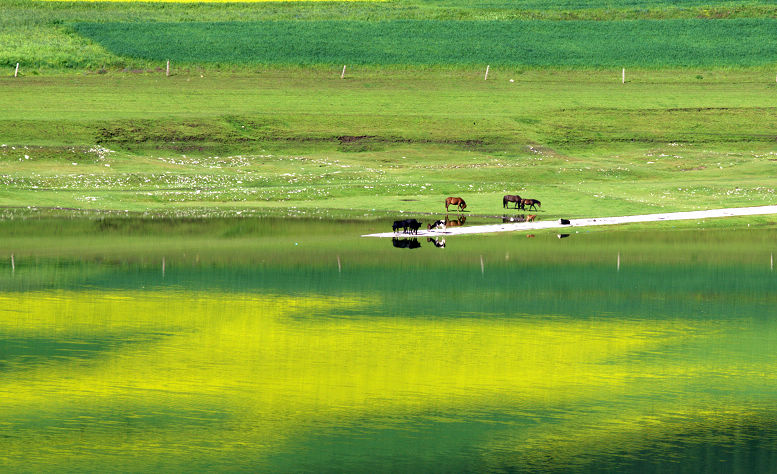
[484,65,490,81]
[14,63,19,78]
[341,65,346,79]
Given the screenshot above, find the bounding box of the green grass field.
[70,19,777,67]
[1,1,776,227]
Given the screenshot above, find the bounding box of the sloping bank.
[364,205,777,237]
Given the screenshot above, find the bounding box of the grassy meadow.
[1,0,776,227]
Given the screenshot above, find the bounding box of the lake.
[1,216,776,472]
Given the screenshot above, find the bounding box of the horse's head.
[460,201,467,209]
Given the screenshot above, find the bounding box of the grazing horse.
[445,197,467,212]
[503,195,523,209]
[521,199,541,211]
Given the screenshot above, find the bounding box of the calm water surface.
[1,217,776,472]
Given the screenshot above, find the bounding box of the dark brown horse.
[445,197,467,212]
[503,195,523,209]
[521,199,541,211]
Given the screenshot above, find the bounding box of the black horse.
[503,195,523,209]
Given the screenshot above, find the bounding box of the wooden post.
[162,257,166,277]
[484,65,490,81]
[617,252,621,271]
[11,253,14,272]
[166,60,170,77]
[480,255,484,274]
[771,252,773,271]
[14,63,19,78]
[340,65,346,79]
[622,68,625,84]
[337,255,341,273]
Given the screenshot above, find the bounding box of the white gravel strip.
[362,205,777,238]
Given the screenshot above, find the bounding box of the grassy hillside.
[3,0,777,71]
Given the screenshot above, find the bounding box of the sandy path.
[362,205,777,238]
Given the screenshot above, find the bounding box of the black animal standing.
[503,195,523,209]
[392,218,422,234]
[406,219,422,234]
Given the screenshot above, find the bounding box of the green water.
[1,217,776,472]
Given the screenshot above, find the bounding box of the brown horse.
[526,214,537,222]
[521,199,541,211]
[445,197,467,212]
[503,195,523,209]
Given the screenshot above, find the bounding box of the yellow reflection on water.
[0,290,773,469]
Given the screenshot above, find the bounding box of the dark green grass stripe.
[72,19,777,67]
[426,0,770,9]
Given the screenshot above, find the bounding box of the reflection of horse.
[445,215,466,227]
[521,199,541,211]
[427,237,446,248]
[503,214,526,223]
[445,197,467,212]
[392,237,421,249]
[503,195,523,209]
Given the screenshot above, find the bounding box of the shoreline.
[362,205,777,238]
